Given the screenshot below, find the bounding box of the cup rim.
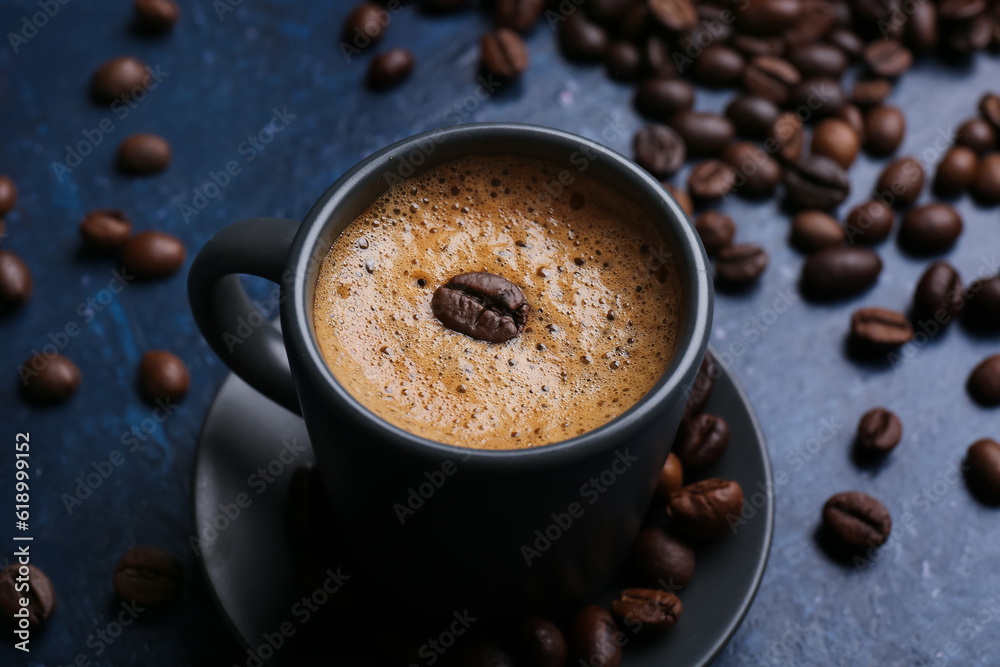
[282,122,713,467]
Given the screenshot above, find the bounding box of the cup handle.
[188,217,301,414]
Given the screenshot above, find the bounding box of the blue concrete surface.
[0,1,998,665]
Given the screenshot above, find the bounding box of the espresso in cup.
[313,154,683,450]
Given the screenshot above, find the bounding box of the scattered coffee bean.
[113,546,183,607]
[933,146,979,197]
[641,34,676,77]
[368,49,415,89]
[683,350,717,420]
[496,0,544,31]
[979,92,1000,132]
[91,56,150,104]
[694,211,735,255]
[838,103,867,143]
[0,564,55,627]
[21,353,81,403]
[0,250,32,310]
[432,272,529,343]
[118,133,171,175]
[688,160,735,202]
[964,274,1000,331]
[668,111,734,157]
[0,175,17,214]
[736,0,801,36]
[742,55,800,105]
[648,0,697,32]
[517,616,567,667]
[342,3,388,46]
[899,203,963,253]
[789,77,846,119]
[663,183,693,217]
[674,413,729,472]
[851,307,914,348]
[692,45,745,87]
[570,606,622,667]
[635,78,694,117]
[633,527,694,587]
[122,230,186,279]
[966,439,1000,503]
[822,491,892,550]
[787,42,848,78]
[481,29,529,79]
[826,28,865,60]
[955,118,997,155]
[971,153,1000,205]
[79,209,132,251]
[633,125,685,178]
[863,39,913,78]
[851,78,893,108]
[875,156,924,207]
[856,407,903,454]
[784,154,851,210]
[784,0,833,44]
[844,200,894,245]
[730,34,785,59]
[725,94,779,138]
[968,354,1000,406]
[769,112,804,162]
[904,1,938,52]
[133,0,179,33]
[723,142,781,197]
[655,452,685,498]
[716,243,768,286]
[801,247,882,300]
[606,41,642,80]
[811,118,860,168]
[666,478,744,540]
[560,12,608,61]
[138,350,190,403]
[791,210,845,252]
[864,105,906,156]
[611,588,683,636]
[914,261,963,320]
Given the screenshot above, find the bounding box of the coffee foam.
[313,155,683,450]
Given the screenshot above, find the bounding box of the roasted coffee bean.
[875,156,924,207]
[899,203,963,253]
[737,0,801,35]
[716,243,768,286]
[730,34,786,58]
[641,34,675,77]
[123,230,186,279]
[666,478,744,540]
[742,55,800,105]
[966,439,1000,503]
[0,250,32,310]
[811,118,860,168]
[979,92,1000,132]
[496,0,544,31]
[856,407,902,453]
[342,3,388,45]
[838,103,866,143]
[648,0,697,31]
[683,350,717,420]
[964,275,1000,331]
[769,112,804,162]
[655,453,684,498]
[422,0,473,8]
[788,77,846,119]
[635,78,694,118]
[694,4,735,42]
[851,307,914,347]
[91,56,150,104]
[851,78,892,108]
[968,354,1000,406]
[79,209,132,250]
[905,0,938,52]
[517,617,567,667]
[606,41,642,80]
[118,133,171,174]
[864,105,906,156]
[787,42,848,78]
[138,350,190,403]
[784,0,836,46]
[694,211,735,255]
[663,183,693,216]
[688,160,735,202]
[571,606,621,667]
[956,118,996,155]
[0,564,55,627]
[850,0,895,23]
[933,146,978,197]
[587,0,637,24]
[971,153,1000,205]
[723,142,781,197]
[823,491,892,550]
[801,247,882,299]
[481,29,529,79]
[792,210,845,252]
[633,527,694,586]
[914,261,963,320]
[725,94,779,138]
[826,28,865,59]
[0,175,16,214]
[611,588,683,636]
[674,413,729,472]
[368,48,415,88]
[668,111,734,157]
[432,272,529,343]
[633,125,685,178]
[784,155,851,210]
[113,546,183,607]
[844,200,894,245]
[692,46,745,87]
[21,353,81,403]
[560,12,608,61]
[941,12,993,54]
[133,0,179,33]
[863,39,913,78]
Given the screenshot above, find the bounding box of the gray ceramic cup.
[188,123,712,618]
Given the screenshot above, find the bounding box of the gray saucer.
[193,348,774,666]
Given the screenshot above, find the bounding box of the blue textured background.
[1,1,999,665]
